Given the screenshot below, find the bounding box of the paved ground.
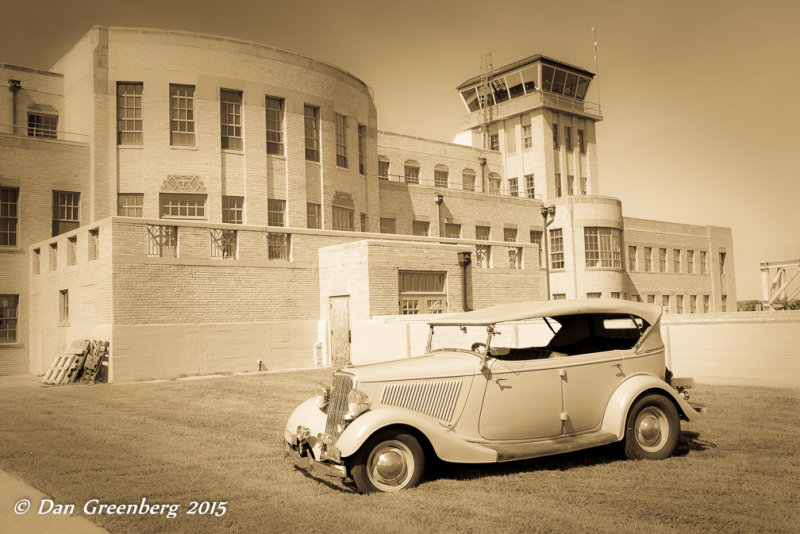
[0,469,109,534]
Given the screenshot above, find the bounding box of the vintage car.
[285,299,703,493]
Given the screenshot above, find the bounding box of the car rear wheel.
[351,429,425,493]
[623,394,680,460]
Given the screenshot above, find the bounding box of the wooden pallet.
[41,339,92,386]
[80,341,108,384]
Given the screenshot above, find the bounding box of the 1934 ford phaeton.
[285,299,703,493]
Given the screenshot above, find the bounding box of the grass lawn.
[0,370,797,533]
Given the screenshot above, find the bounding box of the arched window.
[378,155,390,180]
[462,168,476,192]
[404,160,420,184]
[434,164,449,188]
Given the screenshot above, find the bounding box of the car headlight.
[314,383,330,411]
[345,389,370,420]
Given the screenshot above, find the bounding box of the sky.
[1,0,798,299]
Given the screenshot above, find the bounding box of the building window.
[380,218,396,234]
[67,236,77,266]
[567,175,574,196]
[552,124,559,150]
[632,294,641,302]
[268,233,290,260]
[673,249,681,273]
[611,292,621,299]
[721,294,727,312]
[147,225,177,257]
[404,161,420,184]
[160,193,206,219]
[358,124,366,175]
[88,229,98,261]
[268,199,286,227]
[332,206,354,231]
[220,90,242,151]
[210,229,237,259]
[360,213,367,232]
[525,174,535,198]
[378,157,390,180]
[690,295,697,313]
[28,113,57,138]
[508,178,518,197]
[307,203,321,229]
[646,295,656,304]
[0,187,18,247]
[335,113,347,167]
[169,84,195,146]
[549,228,564,269]
[0,295,18,342]
[628,246,637,272]
[222,196,244,224]
[676,295,684,314]
[59,289,69,323]
[555,173,562,197]
[662,294,670,313]
[700,251,707,274]
[304,105,320,162]
[52,191,80,236]
[587,292,601,299]
[399,271,446,315]
[476,226,490,241]
[644,247,652,272]
[117,82,142,145]
[578,129,585,153]
[490,133,499,151]
[687,250,695,274]
[444,223,461,239]
[508,247,522,269]
[33,249,40,274]
[530,230,543,267]
[703,295,710,313]
[553,293,566,300]
[434,165,449,188]
[117,193,143,217]
[462,169,476,192]
[522,124,532,149]
[489,174,501,194]
[412,221,429,236]
[720,252,727,275]
[584,227,622,268]
[475,244,491,268]
[565,127,572,151]
[265,96,284,155]
[580,176,587,195]
[504,228,517,242]
[659,248,667,272]
[49,243,57,270]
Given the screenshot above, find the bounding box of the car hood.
[339,351,481,383]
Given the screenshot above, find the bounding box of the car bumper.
[284,427,346,479]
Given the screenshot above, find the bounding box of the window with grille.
[687,250,695,274]
[700,251,707,274]
[549,228,564,269]
[304,105,320,162]
[220,90,243,151]
[522,124,532,149]
[462,169,476,192]
[644,247,652,272]
[444,223,461,239]
[268,199,285,227]
[555,173,562,197]
[476,226,490,240]
[578,129,585,153]
[0,295,19,342]
[565,127,572,151]
[584,227,622,269]
[222,196,244,224]
[412,221,429,236]
[59,289,69,323]
[147,225,178,257]
[88,229,98,261]
[504,228,517,242]
[674,249,681,273]
[378,157,390,180]
[358,124,366,175]
[268,232,290,260]
[489,176,501,194]
[160,193,206,219]
[52,191,80,236]
[380,218,396,234]
[266,96,284,155]
[210,229,237,259]
[508,178,518,197]
[68,236,77,266]
[335,113,347,167]
[404,161,420,184]
[307,203,321,229]
[490,134,499,151]
[169,84,195,146]
[434,165,449,188]
[332,206,354,231]
[659,248,667,272]
[118,193,143,217]
[28,113,57,138]
[629,246,637,272]
[0,187,18,247]
[552,124,559,150]
[475,245,491,268]
[117,82,142,145]
[49,243,57,270]
[399,271,446,315]
[525,175,535,198]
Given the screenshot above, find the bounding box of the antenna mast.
[592,26,601,106]
[479,53,494,150]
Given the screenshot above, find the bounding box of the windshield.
[428,325,489,353]
[428,319,560,354]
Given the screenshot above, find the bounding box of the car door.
[478,355,563,440]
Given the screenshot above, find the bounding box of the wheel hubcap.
[367,440,413,491]
[635,406,668,452]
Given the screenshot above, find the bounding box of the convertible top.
[427,298,662,327]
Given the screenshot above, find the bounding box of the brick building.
[0,27,735,379]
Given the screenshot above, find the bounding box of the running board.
[484,431,619,462]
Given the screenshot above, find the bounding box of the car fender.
[601,373,703,439]
[335,407,497,463]
[286,397,327,437]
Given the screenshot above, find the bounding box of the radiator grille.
[325,375,353,441]
[381,380,463,421]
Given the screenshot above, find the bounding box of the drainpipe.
[8,79,21,135]
[478,157,487,193]
[457,251,472,311]
[540,205,556,300]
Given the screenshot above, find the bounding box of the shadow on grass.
[292,465,358,494]
[676,430,717,455]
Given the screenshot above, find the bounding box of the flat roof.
[456,54,595,91]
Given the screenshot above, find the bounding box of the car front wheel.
[623,394,680,460]
[351,429,425,493]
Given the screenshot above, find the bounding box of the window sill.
[117,144,144,149]
[0,247,23,254]
[170,145,197,151]
[222,149,243,155]
[0,343,23,349]
[267,154,286,160]
[305,159,321,166]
